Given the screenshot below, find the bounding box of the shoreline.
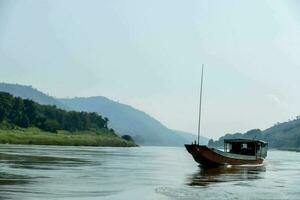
[275,147,300,152]
[0,128,136,147]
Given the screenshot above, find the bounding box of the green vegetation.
[1,83,209,146]
[209,117,300,151]
[121,134,134,142]
[0,92,109,133]
[0,92,136,147]
[0,127,135,147]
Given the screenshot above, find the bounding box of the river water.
[0,145,299,200]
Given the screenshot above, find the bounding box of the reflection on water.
[188,165,266,186]
[0,151,90,199]
[0,172,31,186]
[0,145,299,200]
[0,153,88,170]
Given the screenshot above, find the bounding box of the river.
[0,145,299,199]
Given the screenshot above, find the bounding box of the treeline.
[209,121,300,149]
[0,92,109,133]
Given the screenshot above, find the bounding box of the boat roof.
[224,138,268,144]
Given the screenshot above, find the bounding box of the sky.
[1,0,300,139]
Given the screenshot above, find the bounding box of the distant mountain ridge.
[60,97,208,146]
[0,83,209,146]
[0,83,67,109]
[209,118,300,150]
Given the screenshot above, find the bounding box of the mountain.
[0,83,209,146]
[209,118,300,150]
[60,97,209,146]
[0,83,67,109]
[0,91,135,147]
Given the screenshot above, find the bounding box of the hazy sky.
[1,0,300,139]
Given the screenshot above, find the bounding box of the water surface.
[0,145,299,199]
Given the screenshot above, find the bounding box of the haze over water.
[0,145,299,200]
[2,0,300,139]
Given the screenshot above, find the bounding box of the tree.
[9,97,24,127]
[104,117,109,128]
[0,92,13,122]
[23,99,37,124]
[208,139,214,146]
[0,92,113,133]
[42,119,60,133]
[19,115,29,128]
[122,135,134,142]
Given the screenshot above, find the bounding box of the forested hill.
[0,83,209,146]
[0,92,110,133]
[209,117,300,150]
[60,97,209,146]
[0,83,67,109]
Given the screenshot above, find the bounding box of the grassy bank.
[0,127,136,147]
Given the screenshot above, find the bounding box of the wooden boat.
[185,139,268,167]
[185,65,268,167]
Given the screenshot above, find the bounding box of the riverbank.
[0,127,136,147]
[276,147,300,152]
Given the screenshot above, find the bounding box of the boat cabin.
[223,139,268,158]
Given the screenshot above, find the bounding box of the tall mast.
[197,64,204,145]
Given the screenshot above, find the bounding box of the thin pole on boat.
[197,64,204,145]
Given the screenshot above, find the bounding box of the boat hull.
[185,144,264,167]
